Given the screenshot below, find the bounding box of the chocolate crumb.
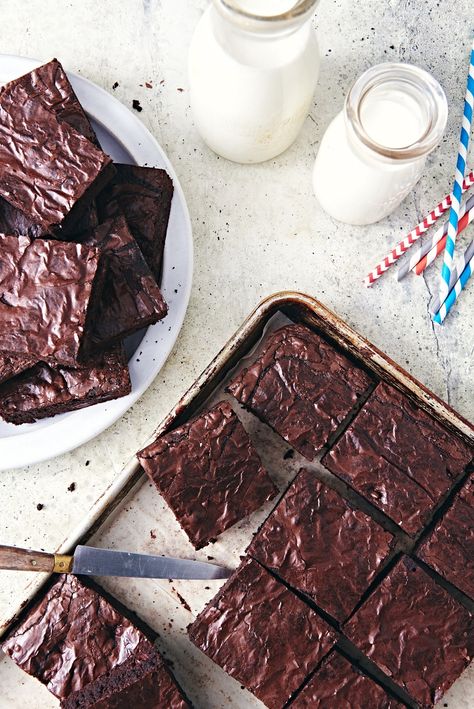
[150,529,157,540]
[36,503,44,511]
[112,81,119,90]
[175,591,191,613]
[283,449,295,460]
[145,81,153,89]
[207,556,215,561]
[85,460,90,467]
[67,482,76,492]
[132,99,143,112]
[177,87,184,92]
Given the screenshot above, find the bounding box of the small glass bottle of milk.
[189,0,320,164]
[313,63,448,225]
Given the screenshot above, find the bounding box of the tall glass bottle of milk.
[189,0,320,163]
[313,63,448,225]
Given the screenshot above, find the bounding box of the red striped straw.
[414,204,474,275]
[364,168,474,287]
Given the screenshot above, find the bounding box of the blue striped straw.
[433,253,473,324]
[439,36,474,303]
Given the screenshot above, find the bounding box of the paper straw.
[414,204,474,275]
[439,37,474,300]
[364,169,474,287]
[430,239,474,314]
[433,253,473,324]
[397,192,474,281]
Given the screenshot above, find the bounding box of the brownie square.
[2,574,188,707]
[188,557,337,709]
[0,59,100,239]
[0,235,104,366]
[0,347,131,424]
[417,473,474,600]
[0,58,97,145]
[323,383,473,536]
[84,216,168,347]
[344,556,474,708]
[0,82,114,236]
[97,163,174,280]
[248,468,395,621]
[290,652,402,708]
[137,401,277,549]
[227,324,372,460]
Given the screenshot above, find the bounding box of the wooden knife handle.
[0,545,72,573]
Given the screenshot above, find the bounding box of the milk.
[189,2,320,164]
[313,64,448,225]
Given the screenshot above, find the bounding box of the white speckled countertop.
[0,1,472,707]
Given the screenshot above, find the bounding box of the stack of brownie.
[2,574,190,708]
[0,59,173,424]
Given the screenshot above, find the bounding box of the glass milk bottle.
[313,63,448,225]
[189,0,320,163]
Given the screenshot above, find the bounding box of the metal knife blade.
[72,545,231,580]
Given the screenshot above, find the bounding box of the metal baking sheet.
[1,292,473,708]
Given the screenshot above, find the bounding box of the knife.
[0,544,231,580]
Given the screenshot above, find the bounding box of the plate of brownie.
[0,55,193,469]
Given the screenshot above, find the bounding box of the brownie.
[0,59,100,238]
[0,235,104,366]
[344,556,474,708]
[0,348,131,424]
[248,468,395,622]
[227,324,372,460]
[188,557,337,709]
[417,473,474,600]
[0,58,97,144]
[0,82,114,236]
[323,382,473,536]
[3,575,190,707]
[61,650,190,709]
[0,353,35,385]
[84,216,168,347]
[137,401,277,549]
[290,652,402,708]
[97,163,174,280]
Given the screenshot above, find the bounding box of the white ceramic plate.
[0,55,193,470]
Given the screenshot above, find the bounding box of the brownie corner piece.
[417,472,474,600]
[188,557,337,709]
[227,323,372,460]
[247,468,395,622]
[290,651,403,708]
[137,400,277,549]
[323,382,472,536]
[344,556,474,708]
